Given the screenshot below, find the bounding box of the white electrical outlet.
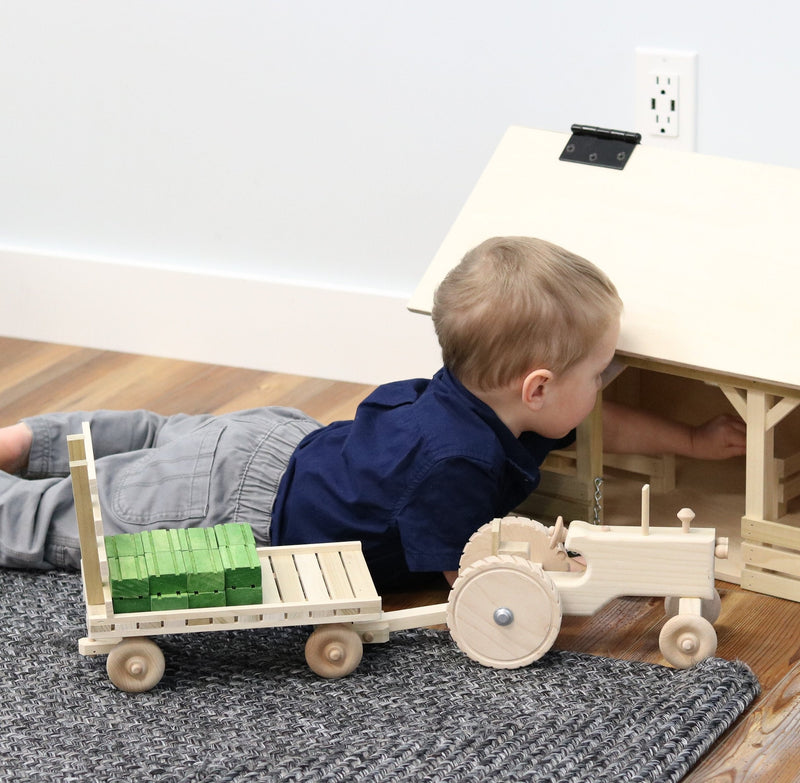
[635,47,697,152]
[649,73,679,137]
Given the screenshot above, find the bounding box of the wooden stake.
[67,433,104,606]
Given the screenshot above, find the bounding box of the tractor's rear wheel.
[447,555,562,669]
[459,517,570,573]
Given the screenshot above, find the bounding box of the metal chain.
[592,476,603,524]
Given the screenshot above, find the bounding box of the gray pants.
[0,408,321,570]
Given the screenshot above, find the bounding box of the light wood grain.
[408,126,800,392]
[3,336,800,779]
[683,660,800,781]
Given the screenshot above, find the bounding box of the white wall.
[0,250,442,384]
[1,1,798,382]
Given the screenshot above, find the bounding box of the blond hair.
[432,237,622,391]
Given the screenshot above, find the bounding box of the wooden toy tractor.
[447,485,727,669]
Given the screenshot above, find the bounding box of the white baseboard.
[0,249,442,385]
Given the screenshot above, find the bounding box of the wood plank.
[741,569,800,603]
[536,467,593,501]
[776,450,800,478]
[0,340,87,391]
[317,550,355,600]
[742,517,800,550]
[293,552,331,603]
[742,542,800,577]
[683,661,800,782]
[780,472,800,503]
[269,552,306,603]
[259,557,281,604]
[704,584,800,693]
[548,450,676,494]
[341,549,379,600]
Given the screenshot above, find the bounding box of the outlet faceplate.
[635,47,697,152]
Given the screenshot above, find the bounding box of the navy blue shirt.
[271,368,574,589]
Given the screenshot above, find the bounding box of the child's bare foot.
[0,422,33,474]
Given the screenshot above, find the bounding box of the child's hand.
[689,415,747,460]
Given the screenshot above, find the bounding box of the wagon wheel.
[659,614,718,668]
[106,638,166,692]
[459,516,571,573]
[664,589,722,624]
[305,624,363,678]
[447,555,562,669]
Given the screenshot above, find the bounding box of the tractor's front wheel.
[659,614,717,668]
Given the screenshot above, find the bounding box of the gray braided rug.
[1,569,758,782]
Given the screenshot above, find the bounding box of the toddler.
[0,237,746,589]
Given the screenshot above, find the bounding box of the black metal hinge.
[559,124,641,170]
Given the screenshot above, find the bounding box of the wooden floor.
[2,336,799,781]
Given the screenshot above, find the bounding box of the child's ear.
[521,369,553,410]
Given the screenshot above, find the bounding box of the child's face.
[536,321,620,439]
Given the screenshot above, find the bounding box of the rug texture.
[1,569,758,782]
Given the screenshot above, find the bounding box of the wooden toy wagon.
[69,423,444,692]
[69,425,728,692]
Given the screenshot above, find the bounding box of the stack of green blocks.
[105,523,262,614]
[105,533,149,614]
[215,522,263,607]
[184,527,226,609]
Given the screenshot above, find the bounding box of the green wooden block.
[225,585,263,606]
[214,523,257,549]
[218,545,262,589]
[185,546,225,593]
[108,555,148,599]
[188,590,226,609]
[143,528,171,552]
[185,527,216,552]
[150,592,189,611]
[143,528,187,554]
[172,528,189,552]
[106,533,144,559]
[215,523,261,590]
[144,548,188,595]
[112,595,151,614]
